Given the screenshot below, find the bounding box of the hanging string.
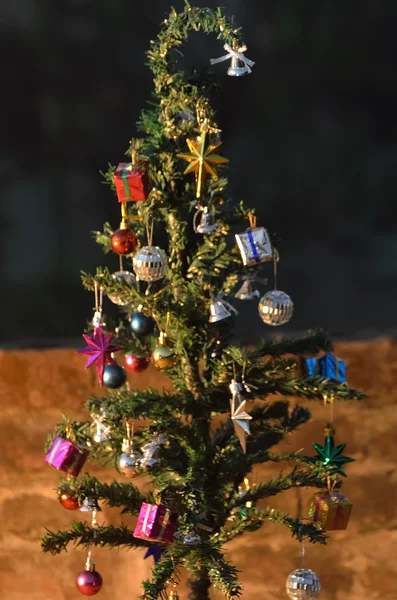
[146,221,154,246]
[273,248,279,291]
[119,255,124,272]
[300,539,305,569]
[165,311,170,334]
[248,211,256,229]
[94,281,99,312]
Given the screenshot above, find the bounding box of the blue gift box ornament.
[305,353,346,383]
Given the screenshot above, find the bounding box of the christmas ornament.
[140,433,168,468]
[153,332,177,369]
[92,416,111,444]
[111,222,137,255]
[259,289,294,326]
[92,282,104,330]
[113,159,149,203]
[286,569,321,599]
[133,245,168,282]
[103,363,127,389]
[59,493,80,511]
[230,379,252,453]
[125,355,150,373]
[107,270,136,306]
[117,424,142,478]
[210,42,255,76]
[175,529,201,545]
[235,219,272,267]
[209,294,238,323]
[45,436,89,477]
[130,311,156,336]
[76,552,103,596]
[235,278,260,300]
[133,502,179,543]
[309,489,352,531]
[77,326,121,387]
[80,497,101,513]
[193,205,218,234]
[312,424,355,477]
[305,354,346,383]
[143,544,162,564]
[177,119,229,198]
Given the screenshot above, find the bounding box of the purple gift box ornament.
[45,435,89,477]
[305,353,346,383]
[133,502,178,543]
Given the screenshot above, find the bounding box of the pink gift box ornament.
[133,502,178,543]
[45,435,89,477]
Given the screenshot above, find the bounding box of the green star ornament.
[312,423,355,477]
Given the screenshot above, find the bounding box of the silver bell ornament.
[286,568,321,599]
[80,497,101,513]
[193,205,218,234]
[235,278,260,300]
[117,423,142,478]
[140,433,168,469]
[133,245,168,282]
[92,418,111,444]
[108,270,136,306]
[210,42,255,77]
[258,289,293,326]
[209,294,238,323]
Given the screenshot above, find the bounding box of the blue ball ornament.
[130,312,155,336]
[103,364,127,389]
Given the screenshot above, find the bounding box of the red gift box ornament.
[133,502,178,543]
[113,152,149,203]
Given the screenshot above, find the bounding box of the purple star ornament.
[144,545,162,564]
[77,326,121,386]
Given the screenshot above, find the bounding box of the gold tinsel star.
[177,120,229,198]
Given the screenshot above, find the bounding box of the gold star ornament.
[177,120,229,198]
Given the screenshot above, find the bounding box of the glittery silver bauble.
[133,246,168,282]
[117,447,142,478]
[258,289,294,326]
[286,569,321,599]
[108,271,136,305]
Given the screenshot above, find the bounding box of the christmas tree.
[41,4,363,599]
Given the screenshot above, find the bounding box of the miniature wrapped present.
[235,226,273,267]
[113,161,149,202]
[305,353,346,383]
[133,502,178,543]
[45,435,89,477]
[309,490,352,531]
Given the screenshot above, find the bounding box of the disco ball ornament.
[76,555,103,596]
[108,271,135,306]
[133,245,168,282]
[102,363,127,389]
[117,447,142,478]
[130,312,156,336]
[59,493,79,510]
[125,355,150,373]
[111,227,137,255]
[258,289,294,326]
[286,569,321,599]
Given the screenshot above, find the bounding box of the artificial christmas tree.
[41,4,364,599]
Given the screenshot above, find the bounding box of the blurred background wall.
[1,0,397,344]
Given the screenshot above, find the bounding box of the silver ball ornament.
[258,289,294,326]
[286,568,321,599]
[117,447,142,478]
[108,271,136,305]
[133,246,168,282]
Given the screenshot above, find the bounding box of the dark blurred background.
[1,0,397,345]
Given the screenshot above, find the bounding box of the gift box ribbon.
[247,230,260,263]
[142,505,171,540]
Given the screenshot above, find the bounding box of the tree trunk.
[187,570,211,600]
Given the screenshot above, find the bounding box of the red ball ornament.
[111,227,137,255]
[125,355,150,373]
[59,493,80,510]
[76,569,103,596]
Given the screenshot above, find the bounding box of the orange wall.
[0,340,395,600]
